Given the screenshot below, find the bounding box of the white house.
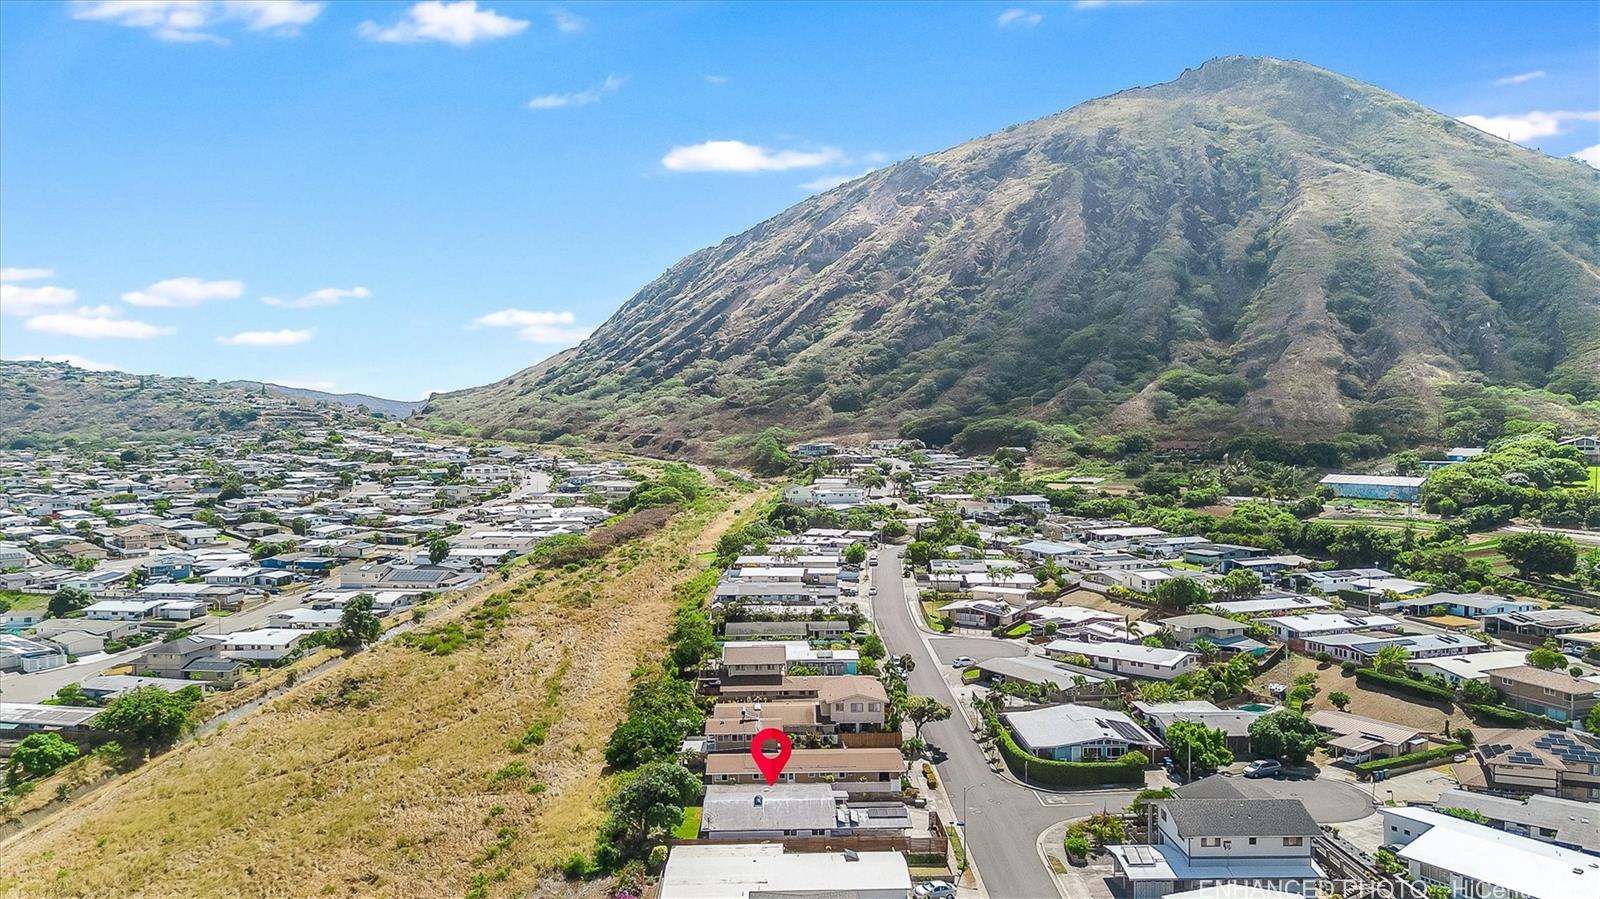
[1044,638,1198,681]
[1380,806,1597,899]
[220,628,310,662]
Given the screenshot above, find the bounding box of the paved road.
[871,545,1139,899]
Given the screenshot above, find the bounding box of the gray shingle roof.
[1162,798,1318,838]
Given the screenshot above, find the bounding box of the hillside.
[421,56,1600,457]
[225,381,425,418]
[0,361,377,444]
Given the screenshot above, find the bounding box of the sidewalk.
[1035,820,1115,899]
[909,753,989,898]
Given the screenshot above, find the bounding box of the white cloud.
[800,170,872,192]
[1494,70,1546,86]
[123,276,244,308]
[0,267,54,282]
[69,0,324,43]
[471,308,591,343]
[1574,144,1600,169]
[1073,0,1145,8]
[704,74,730,85]
[1456,110,1600,144]
[358,1,528,46]
[662,140,843,173]
[216,328,315,346]
[261,286,371,308]
[997,8,1043,28]
[0,284,79,316]
[25,307,173,340]
[551,8,584,33]
[528,75,625,110]
[3,353,126,372]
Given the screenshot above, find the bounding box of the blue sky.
[2,0,1596,400]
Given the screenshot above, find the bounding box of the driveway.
[928,635,1027,666]
[1213,774,1373,823]
[872,545,1140,899]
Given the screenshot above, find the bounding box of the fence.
[670,812,948,856]
[840,731,902,749]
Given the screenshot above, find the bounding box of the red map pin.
[750,727,793,785]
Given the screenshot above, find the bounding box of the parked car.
[951,656,975,668]
[1242,759,1283,779]
[913,881,956,899]
[870,585,879,595]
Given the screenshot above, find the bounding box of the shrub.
[1065,834,1091,859]
[1354,668,1453,702]
[1467,703,1528,726]
[1353,743,1466,775]
[647,844,669,872]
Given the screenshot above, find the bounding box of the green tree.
[6,732,79,782]
[1165,720,1233,777]
[427,537,450,565]
[93,685,203,745]
[906,540,935,567]
[900,694,952,741]
[47,586,95,619]
[1526,640,1567,671]
[1247,710,1323,764]
[843,542,868,566]
[751,430,792,476]
[1217,569,1263,600]
[1499,532,1579,577]
[605,761,702,848]
[1584,703,1600,735]
[1373,643,1411,675]
[338,593,382,647]
[1150,576,1209,611]
[1328,691,1351,711]
[667,605,715,671]
[604,678,702,769]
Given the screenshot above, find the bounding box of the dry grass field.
[1254,654,1457,735]
[0,482,760,899]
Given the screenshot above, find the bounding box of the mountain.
[421,57,1600,458]
[225,381,425,418]
[0,361,380,443]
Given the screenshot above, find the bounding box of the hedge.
[1353,743,1466,775]
[1354,668,1454,702]
[983,708,1145,787]
[1467,703,1527,726]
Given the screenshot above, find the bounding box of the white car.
[913,882,956,899]
[951,656,975,668]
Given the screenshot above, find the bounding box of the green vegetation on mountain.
[422,57,1600,459]
[0,361,391,444]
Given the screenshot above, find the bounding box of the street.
[870,544,1140,899]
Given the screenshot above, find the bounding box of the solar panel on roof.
[1124,845,1157,866]
[865,807,902,819]
[1105,720,1149,742]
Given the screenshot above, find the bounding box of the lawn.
[0,486,760,898]
[671,806,703,840]
[922,600,951,632]
[0,589,48,612]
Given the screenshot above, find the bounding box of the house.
[1387,592,1539,619]
[32,617,141,652]
[969,656,1122,703]
[704,748,904,796]
[104,523,170,556]
[1558,434,1599,463]
[1459,729,1600,803]
[720,641,858,676]
[938,598,1016,629]
[1485,665,1600,723]
[1107,798,1322,899]
[995,494,1051,515]
[1180,543,1263,568]
[697,783,911,841]
[220,628,310,662]
[1300,632,1484,665]
[1317,474,1425,502]
[1429,788,1600,856]
[780,481,865,508]
[1002,703,1160,762]
[1260,612,1399,647]
[0,702,104,742]
[1044,638,1199,681]
[814,677,889,732]
[1379,806,1598,899]
[704,701,828,753]
[267,607,345,630]
[77,674,198,701]
[1159,613,1266,656]
[58,541,107,562]
[1132,701,1258,755]
[0,633,67,673]
[1407,649,1531,686]
[1482,608,1600,647]
[1209,594,1331,618]
[1307,710,1429,764]
[134,634,223,679]
[658,843,911,899]
[82,599,164,622]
